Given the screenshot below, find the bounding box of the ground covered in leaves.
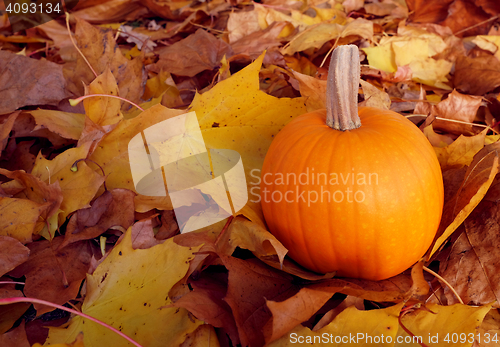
[1,0,500,346]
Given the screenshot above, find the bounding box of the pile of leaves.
[1,0,500,346]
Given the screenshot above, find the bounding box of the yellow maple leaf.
[45,228,203,347]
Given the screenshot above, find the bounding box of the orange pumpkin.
[260,45,443,280]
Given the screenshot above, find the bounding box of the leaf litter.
[1,0,500,346]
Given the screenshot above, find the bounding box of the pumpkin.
[260,45,444,280]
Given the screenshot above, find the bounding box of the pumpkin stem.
[326,45,361,131]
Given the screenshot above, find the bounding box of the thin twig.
[65,12,97,78]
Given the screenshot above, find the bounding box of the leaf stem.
[69,94,145,112]
[423,266,464,304]
[326,45,361,131]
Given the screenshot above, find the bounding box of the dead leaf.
[0,112,20,155]
[29,110,85,140]
[0,236,29,277]
[221,256,298,347]
[0,320,30,347]
[396,303,492,346]
[9,237,95,315]
[454,55,500,96]
[216,216,288,265]
[429,149,499,259]
[150,29,233,77]
[0,51,71,115]
[432,90,483,135]
[434,130,486,171]
[45,229,203,346]
[291,71,327,111]
[60,189,136,249]
[66,17,146,106]
[440,200,500,307]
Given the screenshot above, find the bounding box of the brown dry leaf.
[29,110,85,140]
[71,0,147,23]
[432,89,483,134]
[0,112,20,155]
[67,17,145,105]
[150,29,234,77]
[454,55,500,96]
[434,129,486,171]
[227,9,260,43]
[360,80,391,110]
[0,236,29,277]
[0,51,71,115]
[172,272,240,345]
[264,285,339,344]
[9,237,95,315]
[439,200,500,307]
[221,256,299,347]
[231,22,287,60]
[0,285,30,335]
[0,320,30,347]
[216,217,288,265]
[407,0,497,36]
[428,149,499,259]
[291,71,327,111]
[60,189,135,249]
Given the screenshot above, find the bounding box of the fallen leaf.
[150,29,233,77]
[172,271,240,345]
[432,90,483,135]
[45,228,203,346]
[0,197,45,243]
[0,112,20,155]
[434,130,486,171]
[66,17,145,106]
[439,200,500,307]
[216,216,288,265]
[291,71,327,111]
[9,237,95,315]
[267,302,403,346]
[396,303,492,346]
[83,68,123,127]
[29,110,85,140]
[221,256,298,347]
[0,236,29,277]
[60,189,136,249]
[190,52,307,224]
[428,149,499,258]
[30,144,105,222]
[454,55,500,96]
[360,80,391,110]
[0,51,71,115]
[0,320,30,347]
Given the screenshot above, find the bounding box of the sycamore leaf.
[45,228,203,346]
